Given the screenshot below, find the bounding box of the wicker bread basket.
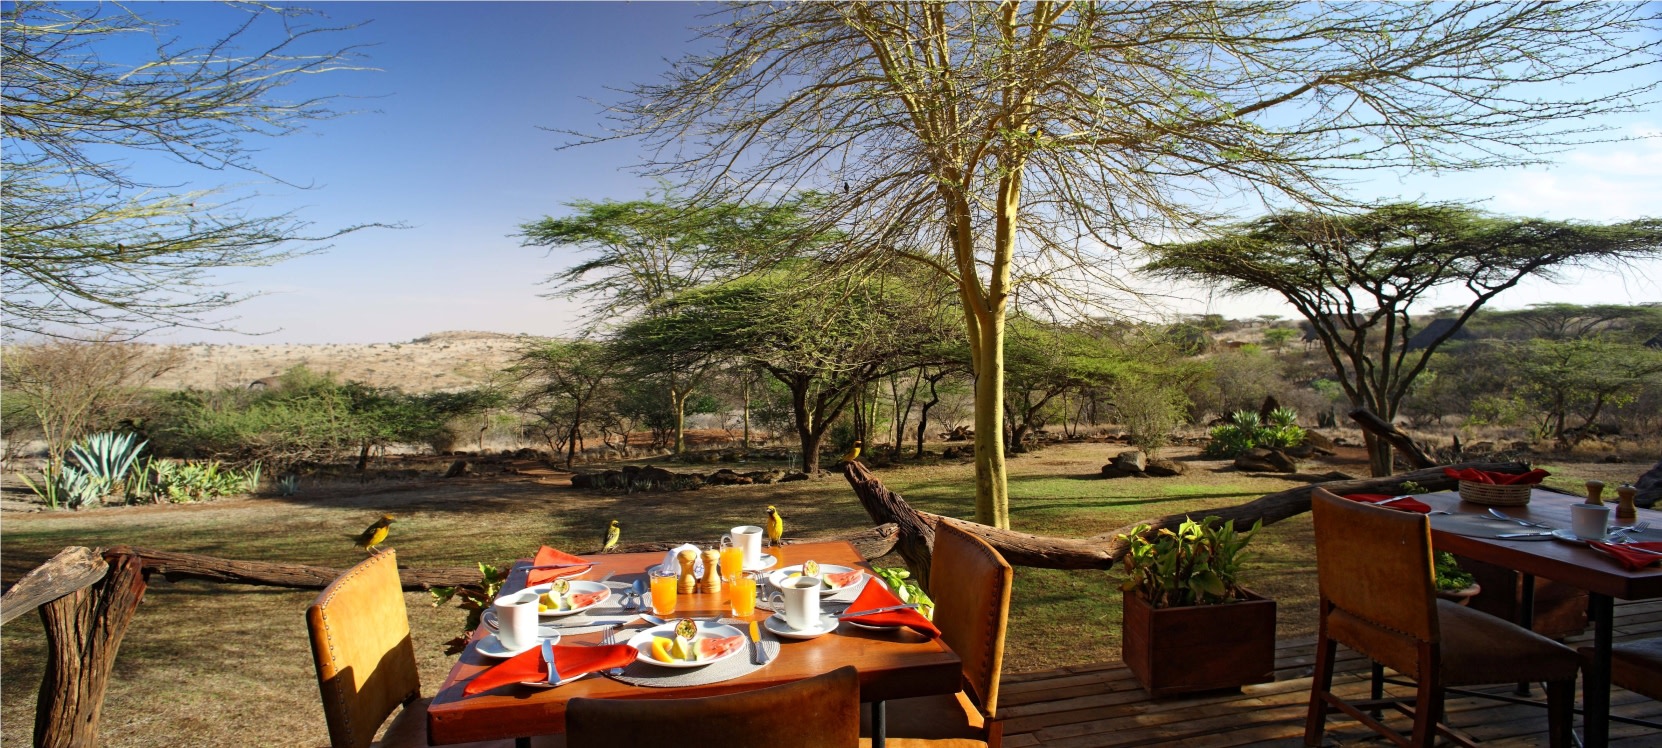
[1457,480,1533,506]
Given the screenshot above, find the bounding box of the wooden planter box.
[1122,588,1276,697]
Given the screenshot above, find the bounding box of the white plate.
[764,612,838,640]
[528,580,611,617]
[627,620,747,669]
[767,564,867,597]
[473,631,554,659]
[1552,529,1610,545]
[745,553,779,572]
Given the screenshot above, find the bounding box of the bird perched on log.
[765,505,784,549]
[602,519,621,553]
[354,514,395,554]
[839,440,863,465]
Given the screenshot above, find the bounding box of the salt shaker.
[677,548,699,595]
[1616,485,1639,524]
[698,548,722,594]
[1586,480,1605,505]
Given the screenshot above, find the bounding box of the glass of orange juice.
[730,572,758,618]
[719,537,746,583]
[649,566,678,616]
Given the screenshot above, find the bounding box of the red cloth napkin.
[1343,493,1432,514]
[525,545,591,586]
[1587,541,1662,572]
[1443,468,1551,486]
[843,577,941,638]
[462,644,637,696]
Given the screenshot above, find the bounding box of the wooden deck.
[997,599,1662,746]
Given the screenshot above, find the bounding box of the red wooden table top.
[426,541,963,745]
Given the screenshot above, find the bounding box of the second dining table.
[1412,488,1662,747]
[425,540,963,746]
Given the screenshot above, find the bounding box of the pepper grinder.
[1586,480,1605,505]
[1616,485,1639,524]
[698,548,722,594]
[676,548,699,595]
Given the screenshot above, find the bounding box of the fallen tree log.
[601,523,899,560]
[844,460,1532,582]
[35,551,145,748]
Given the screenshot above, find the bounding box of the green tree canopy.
[1145,202,1662,474]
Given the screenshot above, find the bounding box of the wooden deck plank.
[995,598,1662,746]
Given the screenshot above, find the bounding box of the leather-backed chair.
[1305,488,1581,747]
[861,519,1014,748]
[307,550,544,748]
[565,665,860,748]
[1581,638,1662,701]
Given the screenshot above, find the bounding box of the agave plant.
[277,474,301,496]
[67,431,148,495]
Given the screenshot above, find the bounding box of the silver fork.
[1487,508,1554,529]
[1614,520,1653,542]
[601,625,627,676]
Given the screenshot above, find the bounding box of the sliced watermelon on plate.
[697,635,745,660]
[569,590,606,609]
[825,569,864,589]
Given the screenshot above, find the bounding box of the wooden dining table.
[1417,488,1662,747]
[425,541,963,746]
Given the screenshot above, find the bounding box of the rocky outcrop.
[1235,448,1298,473]
[1637,459,1662,508]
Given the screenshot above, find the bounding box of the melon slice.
[825,569,864,589]
[697,635,745,660]
[569,590,606,609]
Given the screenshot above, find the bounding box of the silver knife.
[1497,532,1555,538]
[836,603,921,619]
[541,639,561,685]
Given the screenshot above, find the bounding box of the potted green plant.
[1117,515,1276,697]
[1434,552,1481,605]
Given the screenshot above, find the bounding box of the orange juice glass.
[649,566,678,616]
[729,573,758,618]
[720,544,746,582]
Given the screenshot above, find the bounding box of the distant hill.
[144,331,548,393]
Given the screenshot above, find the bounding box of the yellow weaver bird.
[602,520,621,553]
[839,440,862,464]
[354,514,395,554]
[765,505,784,549]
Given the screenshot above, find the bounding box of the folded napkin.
[526,545,592,587]
[843,577,940,638]
[1443,467,1551,486]
[463,644,637,696]
[1587,541,1662,572]
[1343,493,1432,514]
[657,543,706,577]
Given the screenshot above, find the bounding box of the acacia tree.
[514,341,618,468]
[2,2,380,338]
[591,1,1660,528]
[1145,203,1662,475]
[626,263,958,474]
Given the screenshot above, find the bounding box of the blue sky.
[95,2,1661,343]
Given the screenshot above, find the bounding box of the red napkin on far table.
[525,545,592,586]
[1587,541,1662,572]
[462,644,637,696]
[1443,468,1551,486]
[842,577,941,638]
[1343,493,1432,514]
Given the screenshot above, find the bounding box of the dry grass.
[0,442,1636,747]
[138,331,531,393]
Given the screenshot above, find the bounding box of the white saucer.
[745,553,779,572]
[764,612,838,640]
[1552,529,1612,545]
[473,631,552,659]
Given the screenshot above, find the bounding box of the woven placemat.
[608,620,782,688]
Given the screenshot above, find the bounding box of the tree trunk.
[1348,408,1432,470]
[741,377,751,449]
[356,442,371,472]
[916,375,941,459]
[34,552,145,748]
[972,319,1010,528]
[670,387,688,456]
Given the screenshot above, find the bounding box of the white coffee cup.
[769,576,822,631]
[492,588,540,651]
[731,525,764,567]
[1571,502,1611,540]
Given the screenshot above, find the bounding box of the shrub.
[1203,408,1307,458]
[1111,379,1189,456]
